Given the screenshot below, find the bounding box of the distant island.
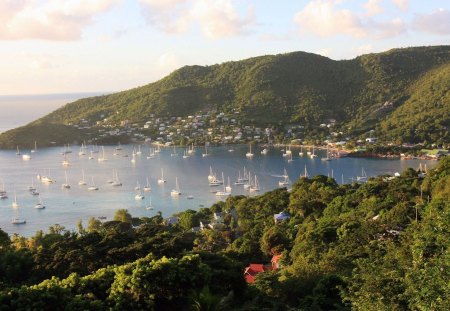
[0,45,448,155]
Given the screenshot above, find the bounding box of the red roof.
[244,264,271,283]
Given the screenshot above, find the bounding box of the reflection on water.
[0,144,437,236]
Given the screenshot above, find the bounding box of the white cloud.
[363,0,384,17]
[412,9,450,35]
[293,0,367,38]
[139,0,255,38]
[294,0,406,39]
[391,0,409,12]
[0,0,119,40]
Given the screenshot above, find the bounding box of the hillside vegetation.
[0,157,448,310]
[1,45,449,148]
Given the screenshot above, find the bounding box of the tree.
[113,209,132,223]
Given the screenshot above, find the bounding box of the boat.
[28,178,36,191]
[136,145,142,155]
[134,181,141,191]
[16,145,21,155]
[111,169,122,187]
[287,153,294,163]
[286,144,292,155]
[143,177,151,192]
[12,191,19,208]
[182,149,190,159]
[134,190,144,200]
[187,195,194,200]
[321,145,332,161]
[131,153,136,163]
[187,143,195,155]
[225,176,232,193]
[299,146,304,157]
[154,144,161,153]
[31,190,39,196]
[171,177,182,196]
[41,176,54,183]
[302,165,309,178]
[202,145,209,157]
[208,166,216,183]
[78,169,87,185]
[234,170,245,185]
[147,148,156,159]
[11,218,26,225]
[170,146,177,157]
[157,169,166,184]
[97,146,107,162]
[62,171,71,189]
[243,173,252,190]
[279,169,290,187]
[146,196,154,210]
[31,141,37,153]
[22,153,31,160]
[78,143,86,156]
[246,143,254,159]
[62,154,70,166]
[87,177,99,191]
[261,148,268,155]
[216,173,231,197]
[249,175,261,192]
[310,145,318,158]
[88,151,95,160]
[34,195,45,209]
[357,168,368,182]
[115,143,122,150]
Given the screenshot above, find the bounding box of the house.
[274,212,290,224]
[213,212,224,223]
[165,216,179,226]
[366,137,377,143]
[244,254,283,284]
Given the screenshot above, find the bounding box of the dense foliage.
[1,46,449,148]
[0,157,448,310]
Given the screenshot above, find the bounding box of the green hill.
[1,45,449,148]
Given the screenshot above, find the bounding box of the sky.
[0,0,449,95]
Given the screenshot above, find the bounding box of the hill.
[0,45,449,148]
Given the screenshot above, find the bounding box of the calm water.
[0,93,103,133]
[0,144,436,236]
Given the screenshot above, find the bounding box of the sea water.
[0,144,436,236]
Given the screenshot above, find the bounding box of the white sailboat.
[310,145,318,158]
[12,191,19,208]
[87,177,99,191]
[249,175,261,192]
[321,145,332,161]
[35,195,45,209]
[287,152,294,163]
[148,148,156,159]
[11,217,26,225]
[202,145,209,157]
[299,146,304,157]
[62,171,71,189]
[146,196,154,210]
[182,149,190,159]
[216,173,231,197]
[22,153,31,160]
[115,142,122,150]
[143,177,151,192]
[136,145,142,155]
[88,150,95,160]
[154,143,161,153]
[62,154,70,166]
[225,176,232,193]
[171,177,182,196]
[131,153,136,163]
[243,173,252,190]
[134,188,144,200]
[246,143,254,159]
[261,148,268,155]
[170,146,177,157]
[111,169,122,187]
[134,181,141,191]
[16,145,21,155]
[187,143,195,155]
[97,146,107,162]
[31,141,37,153]
[279,169,290,187]
[234,170,245,185]
[78,169,87,185]
[28,178,36,191]
[157,168,166,184]
[357,168,368,182]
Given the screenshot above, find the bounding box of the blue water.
[0,144,436,236]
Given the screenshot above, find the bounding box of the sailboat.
[249,175,261,192]
[111,169,122,186]
[310,145,318,158]
[143,177,151,192]
[16,145,21,155]
[357,168,368,182]
[234,170,245,185]
[88,151,95,160]
[146,196,154,210]
[225,176,232,192]
[157,168,166,184]
[187,143,195,155]
[261,148,268,155]
[154,143,161,153]
[62,171,71,189]
[170,146,178,157]
[182,149,190,159]
[12,191,19,208]
[78,169,87,185]
[134,188,144,200]
[246,143,254,159]
[321,145,332,161]
[134,181,141,191]
[115,142,122,150]
[279,169,290,187]
[302,165,309,178]
[28,178,36,192]
[243,173,252,190]
[31,141,37,153]
[202,145,209,157]
[286,144,292,155]
[34,195,45,209]
[136,145,142,155]
[62,154,70,166]
[97,146,107,162]
[148,148,156,159]
[171,177,182,196]
[131,153,136,163]
[216,173,231,197]
[87,177,99,191]
[22,153,31,161]
[287,152,294,163]
[299,146,304,157]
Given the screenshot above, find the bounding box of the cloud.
[0,0,119,40]
[139,0,255,38]
[391,0,409,12]
[293,0,367,38]
[363,0,384,17]
[293,0,406,39]
[412,9,450,35]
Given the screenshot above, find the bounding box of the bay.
[0,144,436,236]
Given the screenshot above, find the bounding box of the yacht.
[146,196,154,210]
[171,177,182,196]
[12,192,19,208]
[97,146,107,162]
[62,171,71,189]
[78,169,87,185]
[35,195,46,209]
[261,148,268,155]
[143,177,151,192]
[245,143,254,159]
[87,177,99,191]
[11,218,26,225]
[157,169,166,184]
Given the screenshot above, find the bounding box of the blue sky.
[0,0,449,95]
